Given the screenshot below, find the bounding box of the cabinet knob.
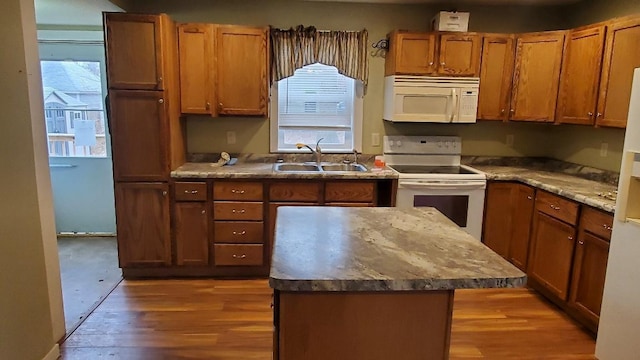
[510,109,515,113]
[162,190,167,196]
[158,77,163,82]
[158,98,164,104]
[232,254,247,259]
[588,112,593,117]
[232,230,247,235]
[231,189,245,194]
[218,102,223,110]
[578,240,584,245]
[429,61,434,66]
[232,209,246,214]
[527,195,532,200]
[501,109,506,114]
[440,62,446,66]
[597,112,602,118]
[206,102,210,110]
[568,236,574,240]
[201,210,206,214]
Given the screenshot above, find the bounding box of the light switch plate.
[372,133,380,147]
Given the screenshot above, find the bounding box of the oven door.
[395,179,486,240]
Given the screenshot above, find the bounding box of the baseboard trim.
[42,344,60,360]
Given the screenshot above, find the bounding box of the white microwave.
[383,76,480,123]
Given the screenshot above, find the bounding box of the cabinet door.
[557,26,606,125]
[597,17,640,128]
[178,23,215,115]
[569,231,609,328]
[509,184,535,271]
[104,13,164,90]
[510,32,565,122]
[109,90,168,181]
[482,183,514,258]
[528,212,576,301]
[477,35,515,121]
[174,202,209,266]
[216,26,268,116]
[115,182,171,267]
[437,34,481,76]
[385,32,436,75]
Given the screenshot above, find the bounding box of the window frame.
[269,64,363,154]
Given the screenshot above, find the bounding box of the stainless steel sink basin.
[274,163,320,172]
[321,164,367,172]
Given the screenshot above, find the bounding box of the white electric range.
[384,136,486,240]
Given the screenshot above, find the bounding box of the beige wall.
[121,0,629,172]
[0,0,64,358]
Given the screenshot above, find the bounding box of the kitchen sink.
[321,164,367,172]
[273,163,367,172]
[273,163,320,172]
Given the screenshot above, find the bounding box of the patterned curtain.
[270,25,369,93]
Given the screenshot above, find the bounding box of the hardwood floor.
[60,280,596,359]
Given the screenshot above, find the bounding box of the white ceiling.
[34,0,579,26]
[34,0,123,26]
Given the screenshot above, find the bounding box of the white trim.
[42,344,60,360]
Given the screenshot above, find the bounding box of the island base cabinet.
[275,290,454,360]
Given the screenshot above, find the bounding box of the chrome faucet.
[296,138,323,164]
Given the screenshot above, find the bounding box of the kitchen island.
[269,206,526,360]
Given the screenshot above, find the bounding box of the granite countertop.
[473,165,617,213]
[269,206,526,292]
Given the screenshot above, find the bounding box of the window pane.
[274,63,357,152]
[41,60,107,158]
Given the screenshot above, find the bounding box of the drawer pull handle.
[232,209,246,214]
[232,230,247,235]
[550,204,560,210]
[231,189,246,194]
[232,254,247,259]
[603,224,612,231]
[184,190,198,194]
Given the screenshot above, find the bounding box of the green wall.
[119,0,632,172]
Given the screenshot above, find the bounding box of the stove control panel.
[383,136,462,155]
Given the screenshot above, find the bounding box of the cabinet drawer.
[213,201,263,220]
[325,182,375,203]
[535,191,579,225]
[580,207,613,240]
[214,221,264,243]
[174,182,207,201]
[270,182,321,202]
[214,244,263,266]
[213,181,263,201]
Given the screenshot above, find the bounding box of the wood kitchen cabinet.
[510,31,565,122]
[177,24,269,116]
[104,13,168,90]
[385,31,481,76]
[178,23,215,114]
[556,25,606,125]
[596,15,640,128]
[115,182,171,267]
[174,182,209,266]
[528,191,579,301]
[477,34,515,121]
[482,182,534,271]
[569,207,612,332]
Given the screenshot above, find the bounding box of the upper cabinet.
[178,24,269,117]
[556,25,606,125]
[477,34,515,121]
[385,30,481,77]
[105,13,166,90]
[510,31,565,122]
[597,16,640,128]
[216,26,269,116]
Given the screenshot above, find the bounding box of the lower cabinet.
[482,182,534,271]
[115,182,171,267]
[174,202,209,266]
[568,207,612,332]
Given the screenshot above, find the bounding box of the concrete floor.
[57,236,121,335]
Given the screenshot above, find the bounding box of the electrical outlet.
[600,142,608,157]
[372,133,380,147]
[506,134,514,147]
[226,131,236,145]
